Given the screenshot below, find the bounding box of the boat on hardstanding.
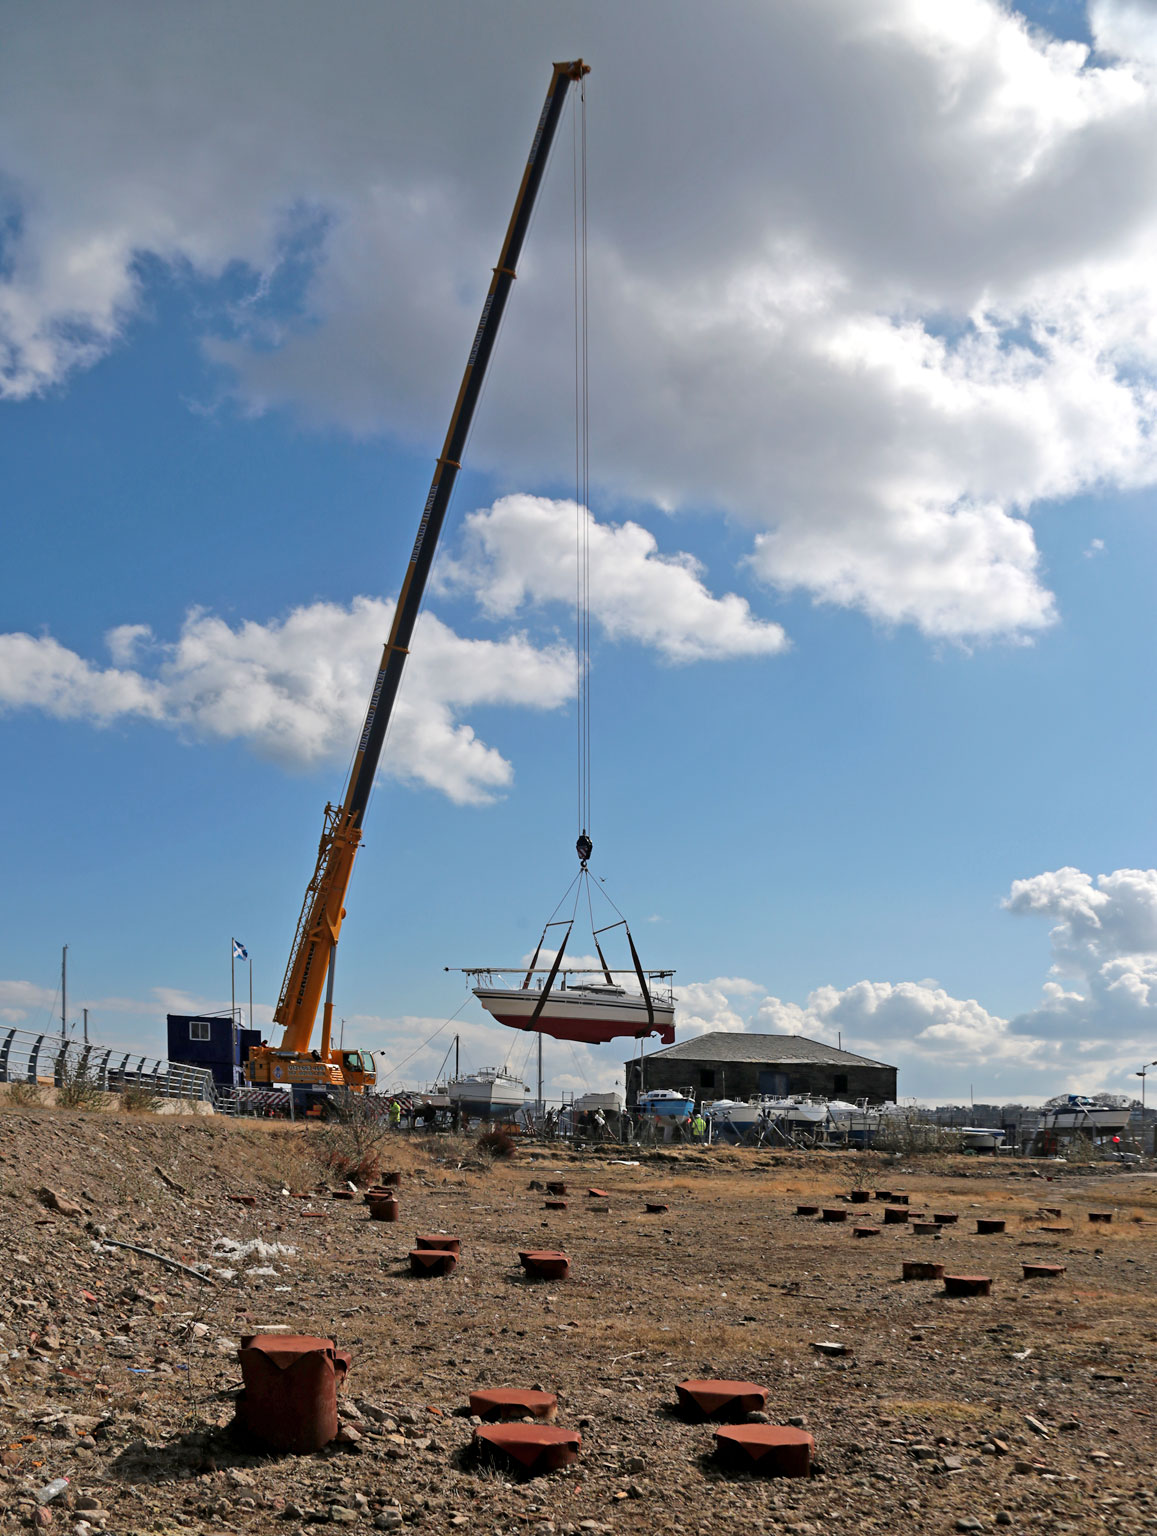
[637,1087,695,1118]
[447,1066,530,1120]
[1039,1095,1131,1138]
[472,975,675,1046]
[704,1098,763,1138]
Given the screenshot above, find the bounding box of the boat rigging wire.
[372,993,471,1086]
[573,76,592,867]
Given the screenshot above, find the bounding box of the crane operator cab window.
[341,1051,371,1076]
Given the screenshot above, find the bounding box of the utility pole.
[61,945,67,1039]
[83,1007,88,1045]
[537,1034,543,1129]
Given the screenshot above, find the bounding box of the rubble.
[0,1106,1153,1534]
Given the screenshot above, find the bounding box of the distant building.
[167,1013,262,1088]
[626,1031,897,1107]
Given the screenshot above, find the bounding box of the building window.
[699,1068,715,1089]
[189,1020,210,1041]
[833,1073,848,1094]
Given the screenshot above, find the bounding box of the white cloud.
[10,4,1157,638]
[0,979,56,1025]
[667,861,1157,1099]
[0,599,572,805]
[439,495,786,663]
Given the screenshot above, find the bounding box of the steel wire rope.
[372,993,471,1086]
[573,76,593,850]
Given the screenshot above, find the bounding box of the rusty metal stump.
[235,1334,351,1454]
[821,1208,848,1223]
[976,1218,1006,1234]
[518,1249,570,1281]
[473,1423,580,1474]
[883,1206,909,1224]
[1039,1206,1062,1218]
[1023,1262,1066,1278]
[1089,1211,1113,1223]
[902,1260,945,1281]
[933,1212,958,1224]
[675,1379,768,1421]
[1037,1223,1072,1234]
[363,1187,395,1204]
[943,1274,992,1297]
[645,1202,669,1214]
[409,1248,457,1277]
[714,1425,813,1477]
[381,1170,403,1187]
[544,1199,568,1211]
[587,1188,610,1199]
[415,1234,461,1253]
[469,1388,557,1422]
[331,1190,355,1201]
[546,1181,567,1196]
[874,1189,893,1201]
[852,1225,881,1238]
[368,1198,400,1222]
[913,1222,942,1236]
[795,1204,820,1216]
[849,1190,871,1203]
[891,1194,910,1205]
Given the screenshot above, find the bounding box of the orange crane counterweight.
[245,60,590,1103]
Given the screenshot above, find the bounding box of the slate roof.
[638,1031,893,1070]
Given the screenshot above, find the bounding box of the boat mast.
[61,944,67,1039]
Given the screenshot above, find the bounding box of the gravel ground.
[0,1106,1155,1536]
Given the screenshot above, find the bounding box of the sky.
[4,0,1157,1105]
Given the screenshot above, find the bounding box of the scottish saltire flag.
[232,938,249,961]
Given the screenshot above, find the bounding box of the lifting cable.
[573,76,592,862]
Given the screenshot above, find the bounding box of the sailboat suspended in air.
[462,834,675,1046]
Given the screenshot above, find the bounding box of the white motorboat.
[959,1127,1006,1151]
[447,1066,530,1120]
[637,1088,694,1118]
[762,1096,831,1128]
[704,1098,762,1133]
[1039,1096,1131,1137]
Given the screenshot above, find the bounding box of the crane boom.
[246,59,590,1098]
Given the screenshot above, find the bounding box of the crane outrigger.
[245,59,590,1105]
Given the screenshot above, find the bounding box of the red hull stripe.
[485,1011,675,1046]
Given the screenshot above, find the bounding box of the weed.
[477,1129,516,1160]
[55,1048,108,1110]
[122,1084,160,1114]
[316,1093,393,1186]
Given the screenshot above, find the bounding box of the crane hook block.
[576,832,593,866]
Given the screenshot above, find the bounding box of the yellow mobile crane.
[245,59,590,1107]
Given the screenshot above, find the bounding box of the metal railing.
[0,1026,215,1103]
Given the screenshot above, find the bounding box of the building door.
[759,1070,789,1096]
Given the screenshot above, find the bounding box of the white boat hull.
[474,985,675,1045]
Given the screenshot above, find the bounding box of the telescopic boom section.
[269,60,590,1062]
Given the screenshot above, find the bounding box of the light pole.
[1136,1061,1157,1155]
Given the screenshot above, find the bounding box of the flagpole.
[231,940,236,1027]
[248,956,253,1033]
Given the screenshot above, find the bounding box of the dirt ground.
[0,1105,1155,1536]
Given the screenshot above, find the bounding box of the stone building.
[626,1031,897,1107]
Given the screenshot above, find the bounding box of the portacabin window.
[699,1068,715,1088]
[189,1020,211,1041]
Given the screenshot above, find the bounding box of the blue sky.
[5,0,1157,1104]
